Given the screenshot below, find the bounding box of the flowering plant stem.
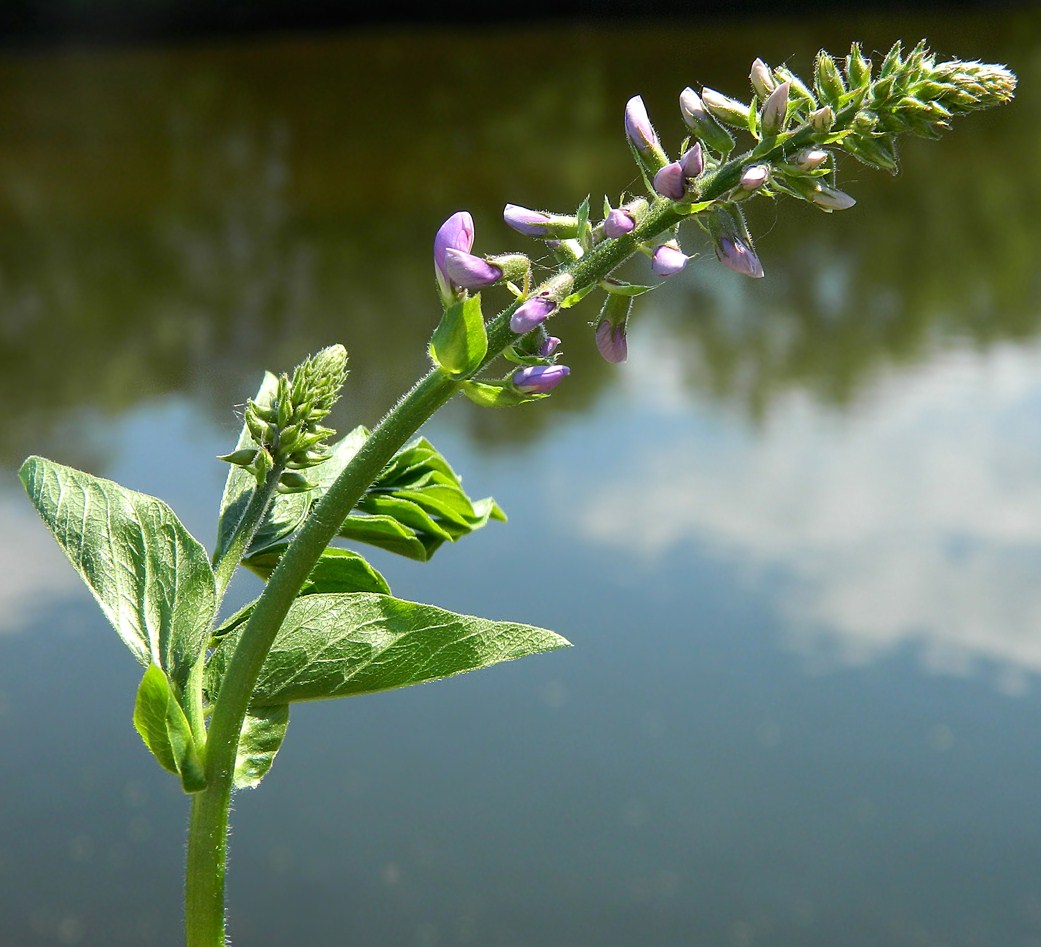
[181,129,810,945]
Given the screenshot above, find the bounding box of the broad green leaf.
[234,705,290,789]
[429,295,487,378]
[244,544,390,595]
[357,494,455,543]
[20,456,215,689]
[206,592,571,706]
[338,514,439,561]
[215,372,309,561]
[133,664,206,792]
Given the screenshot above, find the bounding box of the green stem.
[182,122,825,947]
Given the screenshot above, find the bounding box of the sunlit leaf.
[234,705,290,789]
[244,544,390,595]
[19,456,215,690]
[206,592,571,706]
[133,664,206,792]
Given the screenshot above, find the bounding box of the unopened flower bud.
[503,204,579,239]
[624,95,659,154]
[740,165,769,190]
[510,296,556,334]
[750,58,776,99]
[487,253,531,284]
[701,88,749,128]
[679,87,735,155]
[512,364,571,394]
[653,161,687,200]
[810,105,835,131]
[810,185,856,210]
[680,143,704,179]
[595,292,632,364]
[715,235,764,279]
[651,242,688,278]
[443,248,503,290]
[761,81,790,136]
[793,148,829,170]
[218,448,260,467]
[603,207,636,239]
[538,336,561,357]
[434,211,475,302]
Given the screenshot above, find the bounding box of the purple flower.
[651,242,688,278]
[510,296,556,334]
[740,165,769,190]
[512,364,571,394]
[538,336,561,357]
[595,318,628,364]
[434,211,475,300]
[653,162,686,201]
[603,208,636,239]
[715,235,764,279]
[624,95,658,153]
[504,204,554,237]
[443,248,503,290]
[680,142,704,178]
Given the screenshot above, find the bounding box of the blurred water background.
[1,9,1040,946]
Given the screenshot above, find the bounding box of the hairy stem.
[182,124,813,947]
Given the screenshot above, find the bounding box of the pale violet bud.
[715,235,764,279]
[680,142,704,178]
[510,296,556,334]
[810,185,856,211]
[740,165,769,190]
[761,81,790,136]
[679,87,735,155]
[701,88,749,128]
[603,207,636,239]
[538,336,561,357]
[595,319,628,364]
[653,161,686,200]
[810,105,835,131]
[434,211,475,301]
[750,58,776,99]
[443,248,503,290]
[624,95,659,154]
[503,203,579,239]
[794,148,829,171]
[595,292,632,364]
[512,364,571,394]
[651,242,688,278]
[503,204,554,236]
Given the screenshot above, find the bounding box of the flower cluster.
[429,42,1014,379]
[221,345,349,491]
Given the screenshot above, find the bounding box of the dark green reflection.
[0,12,1036,462]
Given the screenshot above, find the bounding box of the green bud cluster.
[221,344,349,493]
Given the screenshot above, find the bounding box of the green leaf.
[575,195,592,253]
[673,199,716,217]
[133,664,206,792]
[601,278,657,297]
[19,456,215,690]
[338,514,436,561]
[234,705,290,789]
[244,544,391,595]
[216,372,309,561]
[206,593,571,706]
[461,379,545,408]
[560,283,597,309]
[430,295,488,378]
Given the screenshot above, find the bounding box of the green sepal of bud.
[487,254,531,284]
[599,290,633,328]
[600,278,656,298]
[809,106,836,133]
[560,284,597,309]
[575,196,592,253]
[846,43,872,90]
[276,471,316,494]
[815,52,846,108]
[774,66,817,110]
[460,379,545,408]
[217,448,259,467]
[286,448,331,469]
[702,88,752,129]
[429,293,488,379]
[246,448,273,485]
[502,345,554,368]
[245,410,274,446]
